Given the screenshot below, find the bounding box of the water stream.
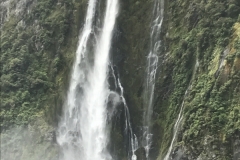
[164,59,199,160]
[117,78,138,160]
[57,0,119,159]
[143,0,164,158]
[109,64,139,159]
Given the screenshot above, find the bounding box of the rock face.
[135,147,147,160]
[0,0,88,159]
[114,0,240,159]
[0,0,36,26]
[1,0,240,159]
[233,135,240,160]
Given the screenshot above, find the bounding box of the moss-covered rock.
[151,0,240,159]
[0,0,88,159]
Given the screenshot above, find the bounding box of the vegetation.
[153,0,240,159]
[0,0,87,130]
[111,0,240,159]
[1,0,239,159]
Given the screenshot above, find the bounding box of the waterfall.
[57,0,119,159]
[164,59,199,160]
[163,89,189,160]
[109,62,139,159]
[117,78,138,160]
[143,0,164,158]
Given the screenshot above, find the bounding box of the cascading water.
[117,78,138,160]
[143,0,164,158]
[163,90,189,160]
[57,0,119,159]
[109,63,139,160]
[164,59,199,160]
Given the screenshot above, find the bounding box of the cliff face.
[0,0,89,128]
[155,0,240,159]
[115,0,240,159]
[0,0,87,159]
[1,0,240,160]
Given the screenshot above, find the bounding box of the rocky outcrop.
[0,0,37,27]
[233,135,240,160]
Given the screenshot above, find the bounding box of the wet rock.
[233,137,240,160]
[135,147,147,160]
[170,146,189,160]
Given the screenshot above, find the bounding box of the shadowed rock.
[135,147,147,160]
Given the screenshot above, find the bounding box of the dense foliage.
[0,0,86,130]
[154,0,240,159]
[1,0,239,159]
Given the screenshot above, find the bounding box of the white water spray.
[57,0,118,159]
[164,59,199,160]
[143,0,164,158]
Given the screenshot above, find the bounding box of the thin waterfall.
[109,64,138,160]
[164,59,199,160]
[163,89,190,160]
[143,0,164,158]
[57,0,119,159]
[117,78,138,160]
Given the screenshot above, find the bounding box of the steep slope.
[0,0,88,159]
[153,0,240,159]
[1,0,240,159]
[113,0,240,159]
